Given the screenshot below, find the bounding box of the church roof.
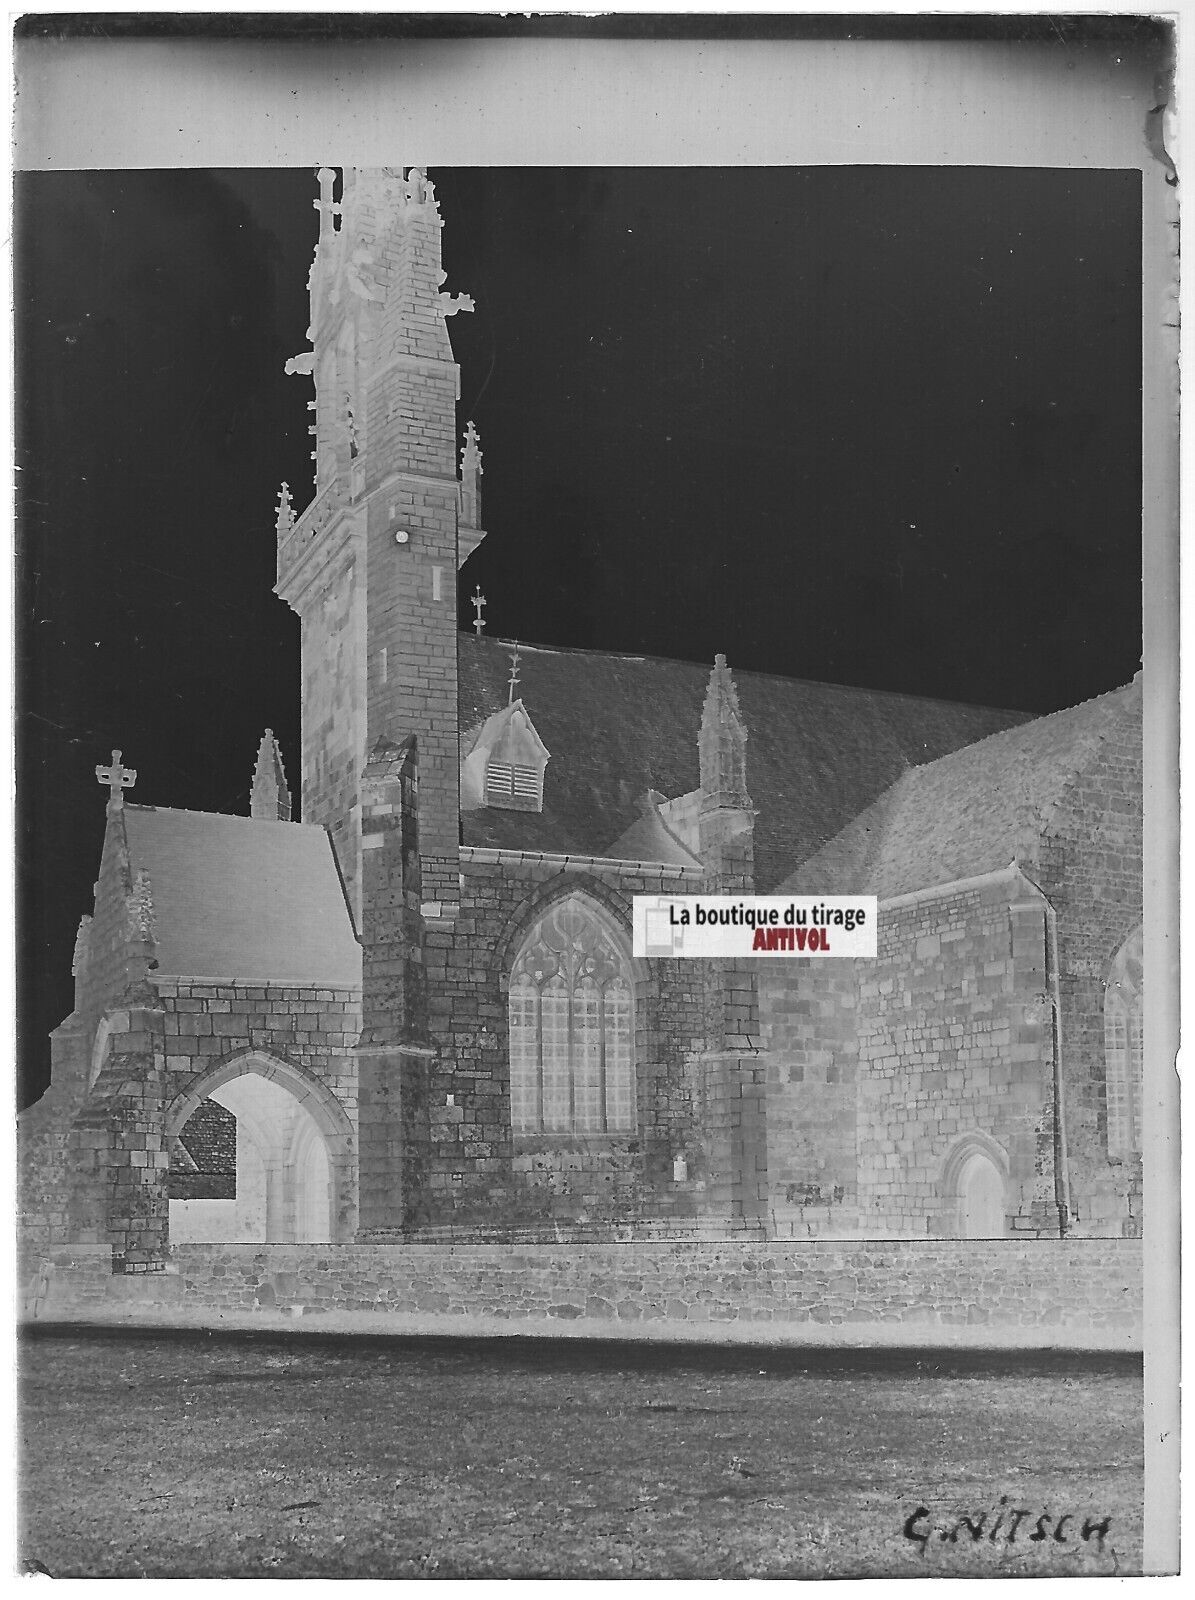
[782,676,1141,899]
[122,805,360,986]
[175,1099,237,1189]
[457,635,1030,890]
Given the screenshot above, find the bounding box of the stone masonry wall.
[156,979,360,1108]
[18,1021,88,1267]
[688,1052,770,1237]
[392,858,718,1238]
[1036,695,1144,1237]
[29,1239,1143,1349]
[762,960,860,1237]
[855,882,1056,1236]
[357,736,429,1234]
[299,550,365,923]
[66,1000,169,1273]
[155,976,362,1239]
[75,825,135,1029]
[363,462,461,907]
[360,187,462,909]
[18,803,163,1268]
[17,1117,73,1269]
[20,970,363,1278]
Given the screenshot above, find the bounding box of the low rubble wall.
[22,1238,1142,1350]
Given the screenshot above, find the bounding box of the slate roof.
[171,1097,238,1195]
[123,805,360,986]
[458,634,1030,890]
[782,677,1141,900]
[170,1099,237,1200]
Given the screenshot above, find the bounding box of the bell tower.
[275,166,486,923]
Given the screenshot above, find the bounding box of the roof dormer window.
[512,764,540,800]
[485,756,544,811]
[461,698,550,815]
[486,761,513,800]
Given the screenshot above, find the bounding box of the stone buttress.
[688,656,770,1233]
[19,761,171,1274]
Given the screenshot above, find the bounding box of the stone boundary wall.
[25,1238,1141,1350]
[855,882,1054,1235]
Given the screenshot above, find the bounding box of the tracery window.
[508,896,635,1135]
[1104,927,1143,1157]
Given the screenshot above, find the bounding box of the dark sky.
[15,165,1142,1106]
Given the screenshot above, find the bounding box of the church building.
[18,168,1143,1285]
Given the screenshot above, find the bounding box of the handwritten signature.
[903,1499,1112,1555]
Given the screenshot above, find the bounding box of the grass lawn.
[18,1328,1142,1578]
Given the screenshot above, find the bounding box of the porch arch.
[166,1051,355,1243]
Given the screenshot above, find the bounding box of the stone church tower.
[275,166,485,924]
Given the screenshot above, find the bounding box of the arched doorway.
[941,1133,1009,1239]
[955,1150,1006,1238]
[166,1053,353,1244]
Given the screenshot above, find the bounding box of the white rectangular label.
[633,895,877,958]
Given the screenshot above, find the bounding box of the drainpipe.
[1018,867,1072,1236]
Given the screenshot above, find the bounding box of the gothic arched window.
[508,896,635,1136]
[1105,928,1143,1157]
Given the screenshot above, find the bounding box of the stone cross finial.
[96,750,136,809]
[315,166,340,241]
[460,421,484,528]
[472,587,487,636]
[275,481,294,537]
[507,642,521,705]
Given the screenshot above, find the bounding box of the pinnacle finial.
[700,656,750,812]
[705,654,743,723]
[472,586,487,637]
[251,729,292,822]
[507,642,522,706]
